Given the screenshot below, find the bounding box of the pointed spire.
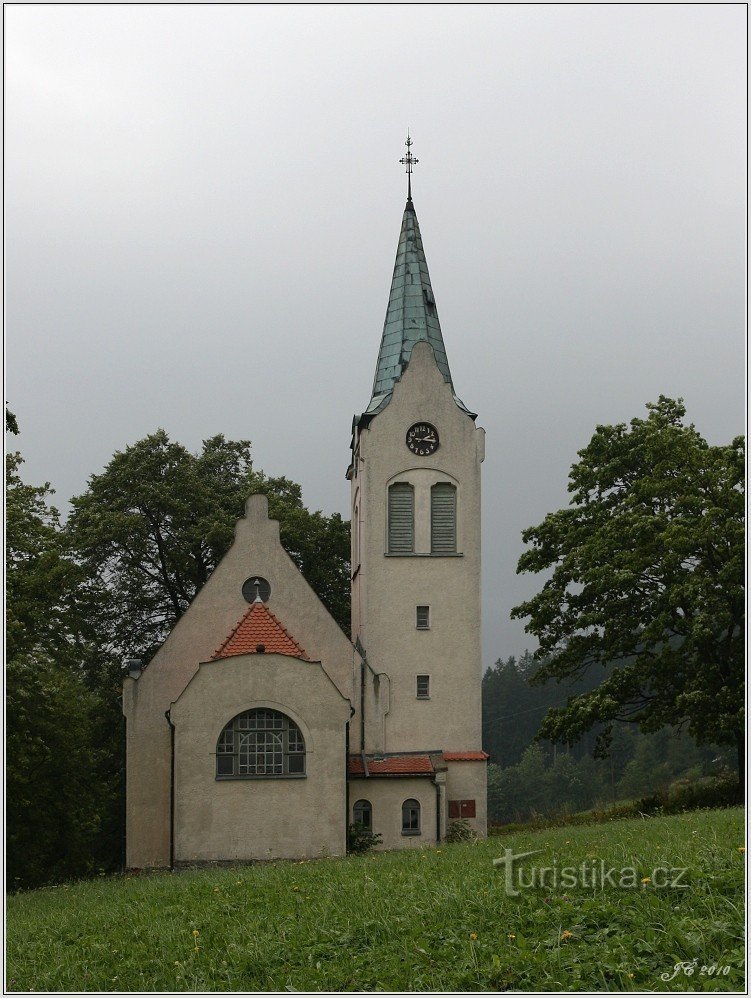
[369,197,452,404]
[363,136,470,415]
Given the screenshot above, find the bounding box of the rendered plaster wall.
[171,654,350,862]
[348,776,439,850]
[446,761,488,838]
[123,494,356,869]
[351,342,485,755]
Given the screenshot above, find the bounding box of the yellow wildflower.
[469,932,478,941]
[641,877,650,884]
[508,933,516,939]
[292,885,300,891]
[628,973,634,979]
[192,930,200,937]
[560,930,574,942]
[213,887,220,893]
[738,846,746,853]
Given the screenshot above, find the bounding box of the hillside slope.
[6,808,745,992]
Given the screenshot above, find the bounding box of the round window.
[241,576,271,603]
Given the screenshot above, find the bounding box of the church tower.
[347,139,487,842]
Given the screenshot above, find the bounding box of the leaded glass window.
[216,709,306,778]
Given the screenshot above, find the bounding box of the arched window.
[216,708,305,778]
[353,799,372,829]
[388,482,414,553]
[431,482,457,554]
[402,798,421,835]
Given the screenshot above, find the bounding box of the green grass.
[6,808,745,991]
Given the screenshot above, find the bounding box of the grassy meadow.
[6,808,745,992]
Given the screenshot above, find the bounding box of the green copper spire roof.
[369,198,452,403]
[365,196,472,417]
[360,137,473,421]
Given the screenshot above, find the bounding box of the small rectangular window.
[416,675,430,699]
[416,605,430,629]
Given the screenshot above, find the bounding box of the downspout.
[165,709,175,870]
[346,706,355,852]
[360,658,366,751]
[434,779,441,843]
[121,709,127,872]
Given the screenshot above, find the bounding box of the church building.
[123,141,488,867]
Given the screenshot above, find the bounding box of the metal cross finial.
[399,133,418,201]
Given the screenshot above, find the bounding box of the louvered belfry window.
[431,483,457,553]
[388,482,415,553]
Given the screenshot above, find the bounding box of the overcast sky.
[6,5,746,665]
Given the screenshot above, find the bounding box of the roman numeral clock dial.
[406,422,439,456]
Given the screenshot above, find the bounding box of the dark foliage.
[444,818,477,843]
[347,822,382,854]
[7,428,350,890]
[66,430,351,662]
[511,398,744,778]
[488,774,742,836]
[482,651,734,825]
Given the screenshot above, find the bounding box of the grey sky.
[6,5,745,665]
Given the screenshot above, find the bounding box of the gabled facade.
[123,163,487,868]
[123,494,356,868]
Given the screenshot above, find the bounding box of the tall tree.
[66,429,350,661]
[6,447,108,888]
[511,397,744,779]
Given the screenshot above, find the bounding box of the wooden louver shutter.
[388,483,414,553]
[431,483,457,553]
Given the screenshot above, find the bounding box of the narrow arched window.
[216,708,305,778]
[388,482,414,553]
[402,798,421,835]
[353,799,372,829]
[431,482,457,554]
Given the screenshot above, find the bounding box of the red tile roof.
[443,751,489,762]
[213,602,309,661]
[348,753,436,777]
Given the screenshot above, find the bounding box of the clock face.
[406,422,439,456]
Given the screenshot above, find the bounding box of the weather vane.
[400,133,418,201]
